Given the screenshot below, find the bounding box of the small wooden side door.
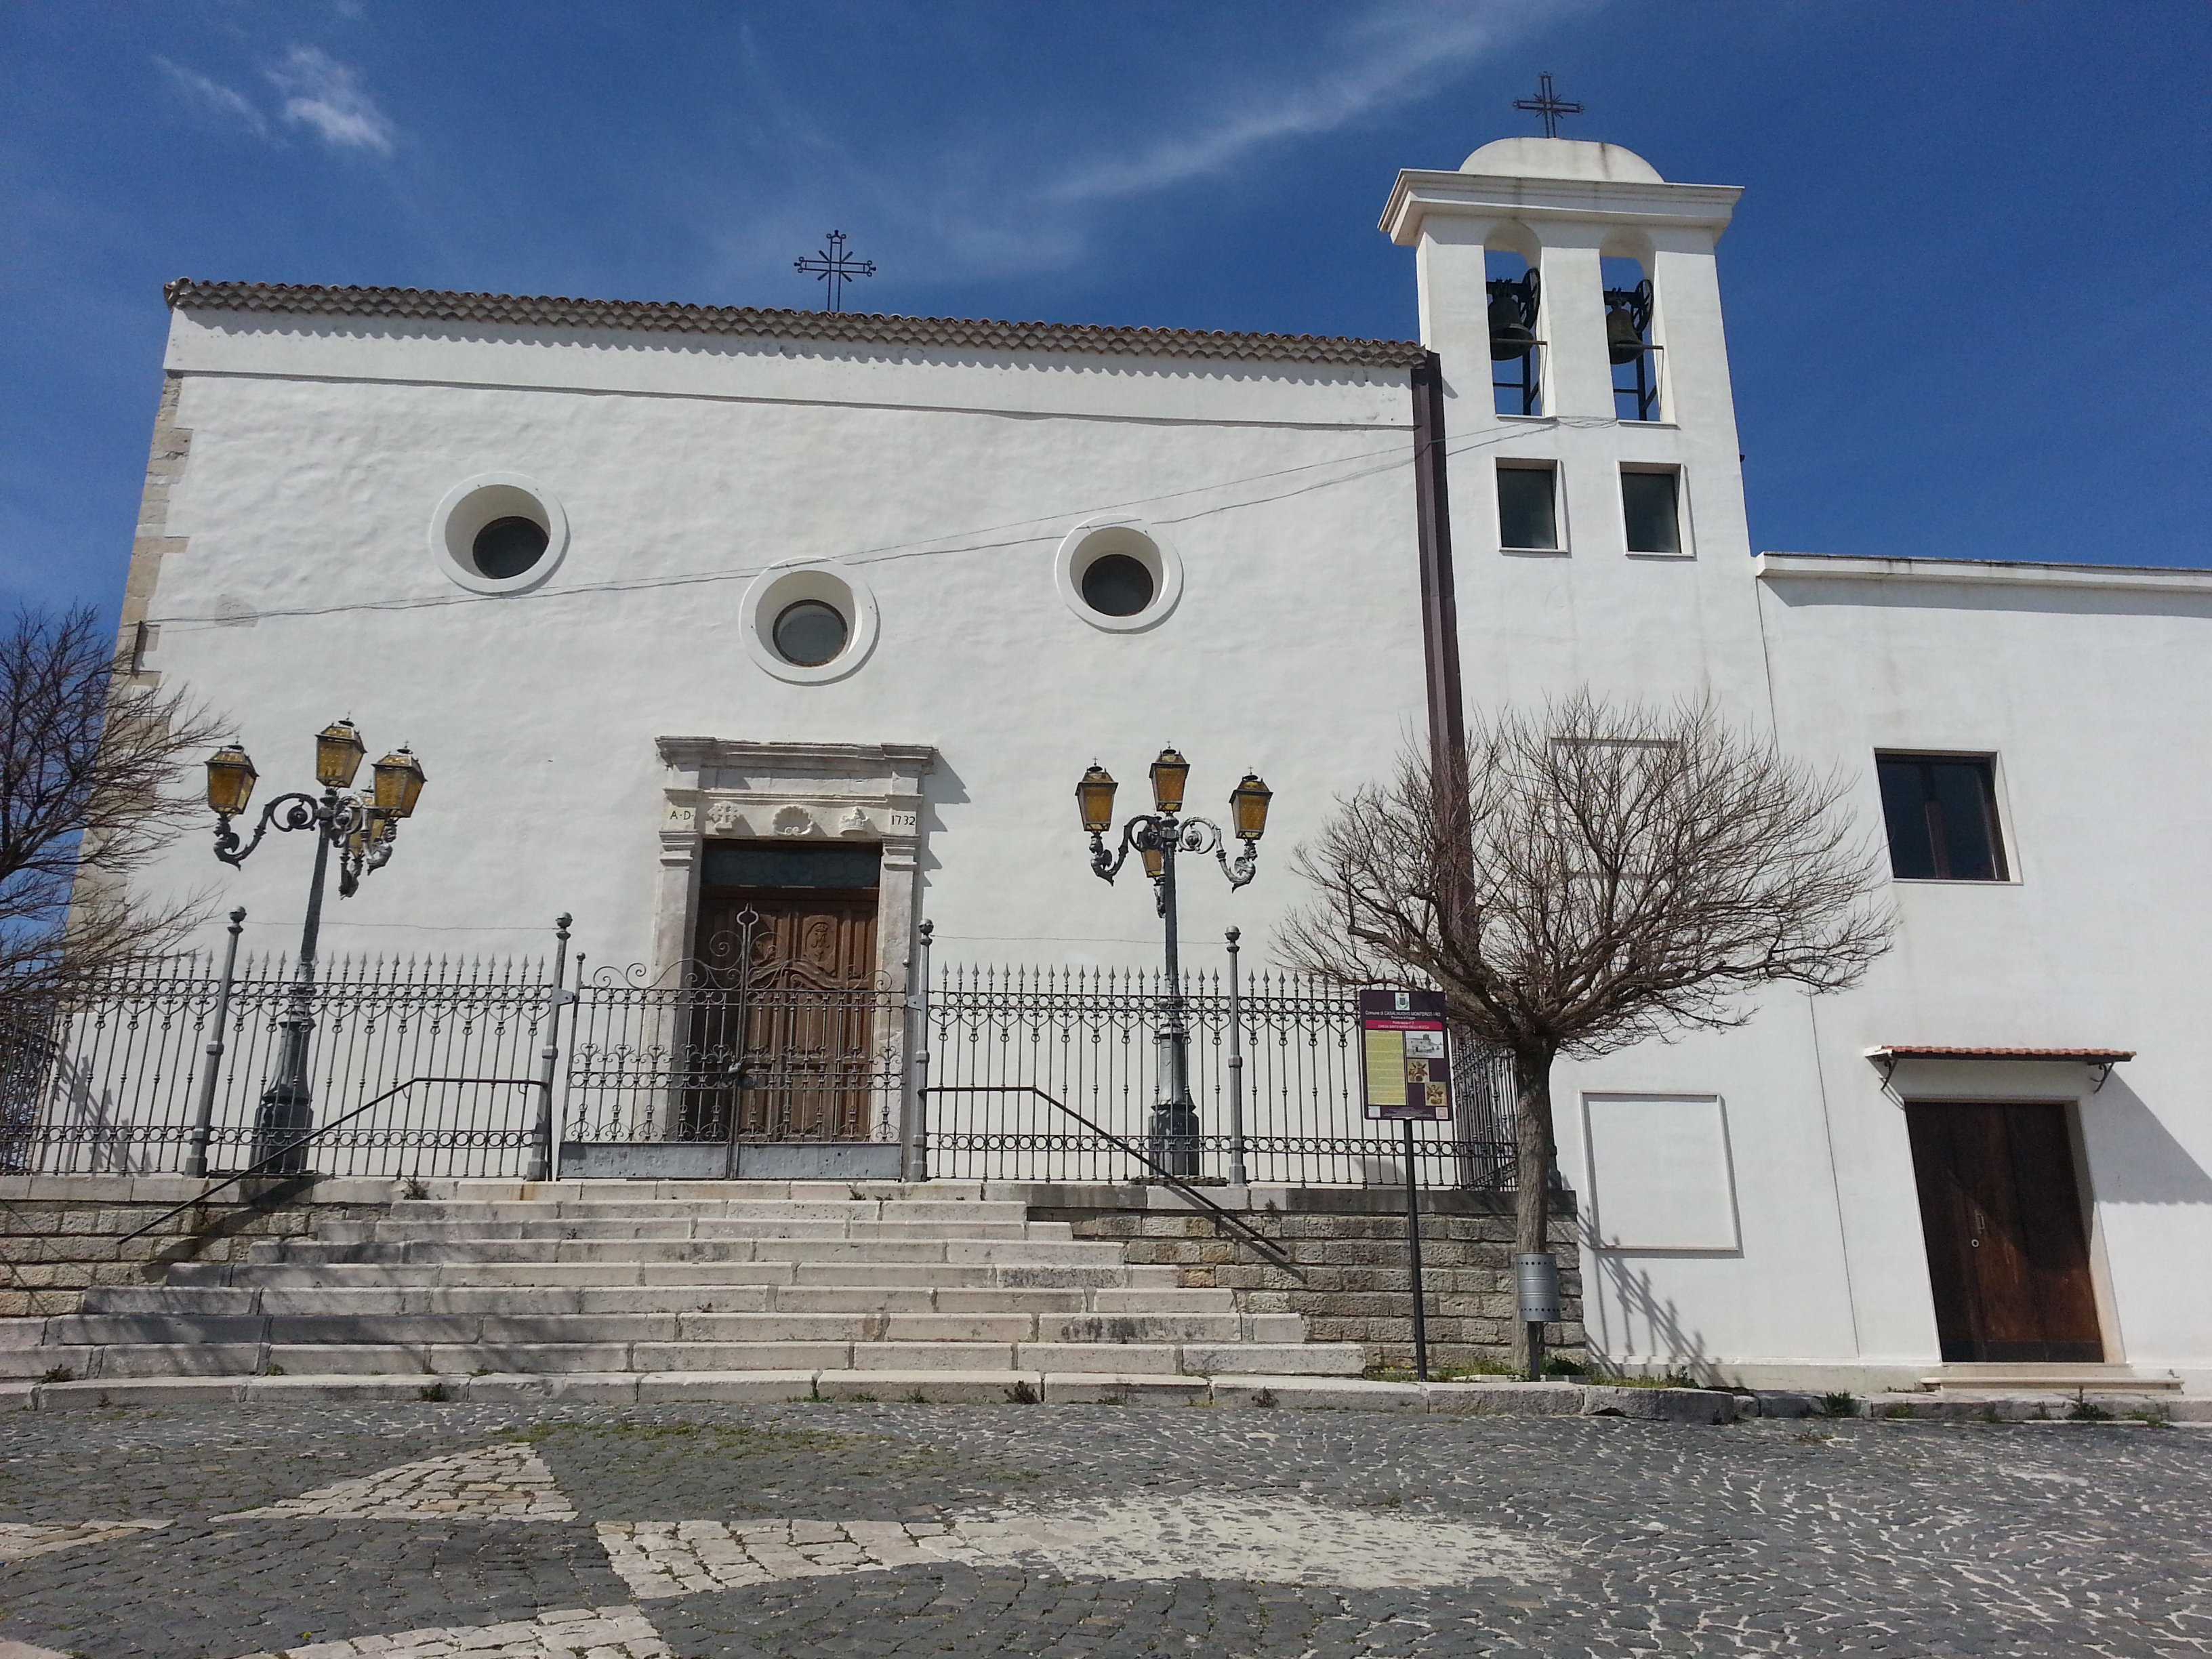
[1906,1100,2103,1364]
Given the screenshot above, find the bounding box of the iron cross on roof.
[794,230,876,313]
[1513,72,1584,140]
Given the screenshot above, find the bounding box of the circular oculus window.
[772,599,849,667]
[473,516,550,580]
[1054,520,1182,632]
[1079,553,1154,617]
[430,473,569,594]
[740,562,879,685]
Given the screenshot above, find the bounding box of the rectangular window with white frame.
[1620,464,1687,556]
[1875,752,2011,881]
[1496,460,1562,553]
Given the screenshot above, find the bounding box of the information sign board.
[1359,988,1454,1121]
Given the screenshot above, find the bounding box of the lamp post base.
[1147,1102,1202,1179]
[253,1084,314,1176]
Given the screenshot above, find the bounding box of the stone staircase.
[1,1181,1365,1403]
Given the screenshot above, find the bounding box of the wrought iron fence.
[919,962,1514,1188]
[3,948,552,1180]
[2,921,1517,1190]
[560,926,906,1156]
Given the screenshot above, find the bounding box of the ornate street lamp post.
[1079,750,1273,1177]
[203,721,426,1172]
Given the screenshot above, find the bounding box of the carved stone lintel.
[654,737,937,996]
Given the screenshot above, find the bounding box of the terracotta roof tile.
[163,279,1428,371]
[1867,1046,2135,1062]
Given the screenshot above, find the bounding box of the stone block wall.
[0,1175,394,1317]
[1029,1185,1584,1373]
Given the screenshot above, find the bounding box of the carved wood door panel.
[686,888,879,1143]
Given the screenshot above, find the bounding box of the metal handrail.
[920,1083,1307,1283]
[117,1074,539,1246]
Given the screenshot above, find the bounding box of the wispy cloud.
[699,0,1586,300]
[266,46,396,154]
[1047,1,1558,206]
[154,57,269,138]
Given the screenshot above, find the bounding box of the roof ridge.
[161,279,1428,370]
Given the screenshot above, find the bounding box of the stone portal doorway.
[1906,1099,2104,1364]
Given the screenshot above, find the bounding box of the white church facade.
[106,135,2212,1394]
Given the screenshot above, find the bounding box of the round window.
[773,600,849,667]
[430,474,569,595]
[1080,553,1155,618]
[1054,520,1180,632]
[472,516,550,580]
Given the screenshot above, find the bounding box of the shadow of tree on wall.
[1582,1210,1722,1383]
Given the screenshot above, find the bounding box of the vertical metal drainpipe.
[1411,351,1467,768]
[1414,351,1486,1193]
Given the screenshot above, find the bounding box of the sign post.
[1358,988,1454,1382]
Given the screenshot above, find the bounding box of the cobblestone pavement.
[0,1399,2206,1657]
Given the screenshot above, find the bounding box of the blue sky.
[3,1,2207,617]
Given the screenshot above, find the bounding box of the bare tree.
[0,605,224,1016]
[1282,691,1895,1372]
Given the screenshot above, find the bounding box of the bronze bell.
[1487,272,1539,361]
[1607,303,1647,366]
[1490,309,1536,359]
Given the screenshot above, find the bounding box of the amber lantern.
[1076,764,1118,834]
[314,720,367,790]
[371,747,428,819]
[1139,841,1166,880]
[1149,747,1189,815]
[205,744,259,817]
[1229,773,1273,842]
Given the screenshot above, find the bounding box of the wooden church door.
[687,843,882,1144]
[1906,1101,2104,1364]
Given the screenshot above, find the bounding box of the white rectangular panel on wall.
[1582,1093,1740,1252]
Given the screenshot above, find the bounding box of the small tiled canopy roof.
[1866,1046,2135,1062]
[162,279,1431,370]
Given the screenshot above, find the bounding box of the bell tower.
[1379,136,1767,714]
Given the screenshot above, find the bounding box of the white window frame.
[1617,462,1693,560]
[1495,459,1568,557]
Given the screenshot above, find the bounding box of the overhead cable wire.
[144,414,1628,633]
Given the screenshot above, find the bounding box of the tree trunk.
[1510,1045,1558,1375]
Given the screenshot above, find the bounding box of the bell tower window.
[1486,249,1542,417]
[1602,257,1661,422]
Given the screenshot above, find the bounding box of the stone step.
[17,1337,1365,1381]
[39,1308,1279,1348]
[5,1370,1757,1418]
[335,1219,1061,1243]
[247,1237,1125,1266]
[169,1259,1179,1291]
[392,1199,1033,1224]
[1919,1364,2184,1394]
[80,1283,1232,1318]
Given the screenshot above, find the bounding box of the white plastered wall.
[1755,558,2212,1389]
[135,312,1427,987]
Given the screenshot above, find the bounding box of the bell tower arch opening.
[1601,249,1662,423]
[1486,232,1544,417]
